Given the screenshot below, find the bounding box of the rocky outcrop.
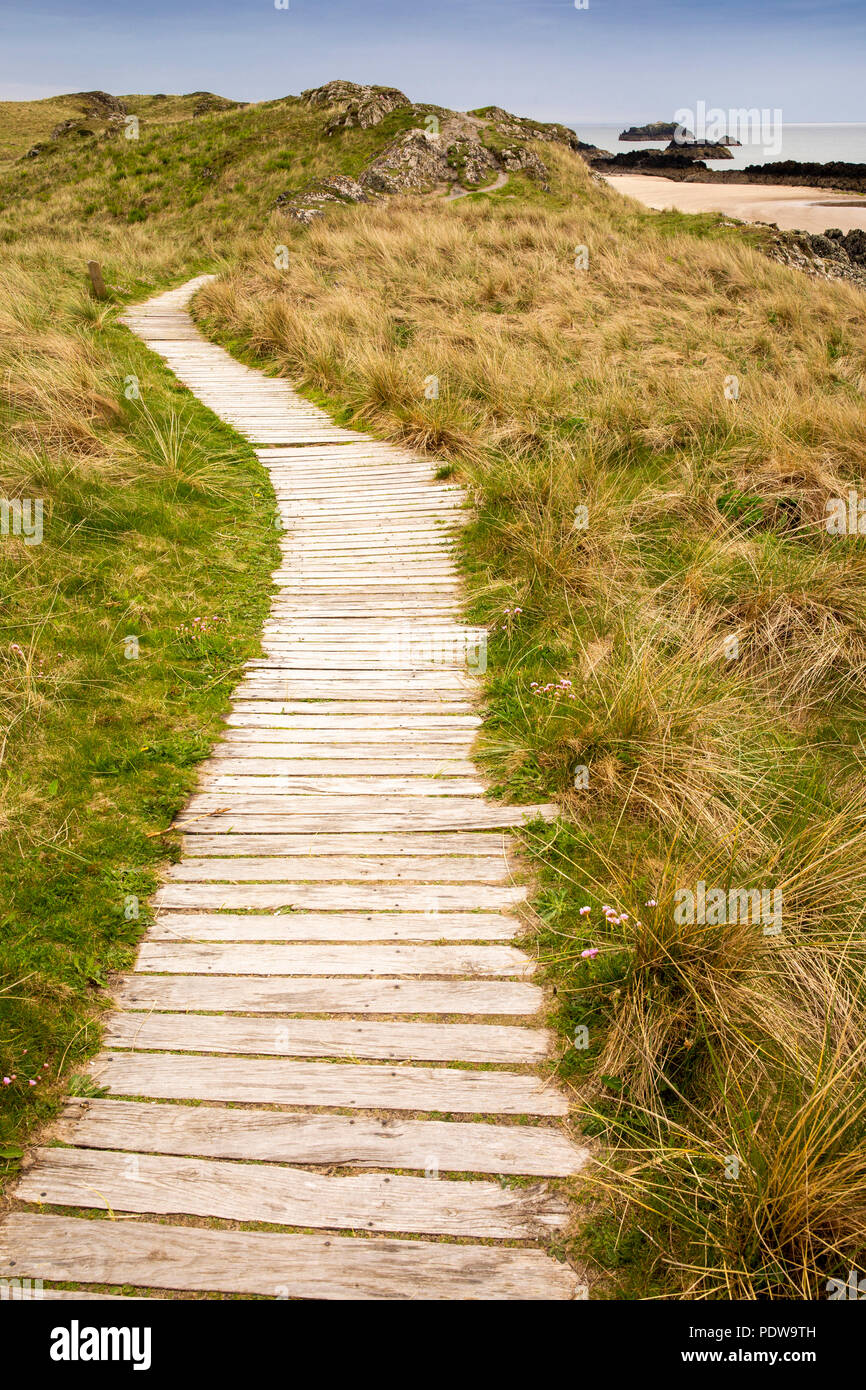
[765,225,866,289]
[665,139,734,159]
[497,144,549,185]
[276,175,368,224]
[470,105,582,152]
[75,91,127,120]
[594,148,710,171]
[189,92,244,117]
[25,93,128,154]
[620,122,683,141]
[358,125,548,195]
[360,129,455,193]
[45,91,127,143]
[620,122,741,146]
[50,119,98,140]
[301,81,411,133]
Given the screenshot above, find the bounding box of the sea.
[569,124,866,171]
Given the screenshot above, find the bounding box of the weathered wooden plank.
[214,741,477,757]
[135,941,532,976]
[220,728,477,743]
[57,1099,585,1175]
[229,691,473,706]
[104,1012,549,1063]
[151,910,517,940]
[166,856,507,883]
[181,832,507,856]
[17,1148,568,1239]
[224,711,480,726]
[174,805,555,833]
[153,884,522,912]
[88,1053,569,1114]
[194,777,484,797]
[115,973,542,1014]
[2,1214,583,1299]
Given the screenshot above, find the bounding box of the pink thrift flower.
[581,947,599,959]
[579,905,591,915]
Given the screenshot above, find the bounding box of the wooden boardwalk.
[1,278,587,1300]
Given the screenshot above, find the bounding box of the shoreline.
[602,173,866,234]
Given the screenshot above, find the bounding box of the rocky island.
[620,121,741,147]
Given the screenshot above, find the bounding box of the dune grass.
[194,141,866,1297]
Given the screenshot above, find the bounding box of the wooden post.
[87,260,107,300]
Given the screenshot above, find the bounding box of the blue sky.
[1,0,864,123]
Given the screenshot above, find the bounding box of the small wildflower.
[645,898,658,907]
[579,905,591,916]
[2,1077,10,1086]
[581,947,599,959]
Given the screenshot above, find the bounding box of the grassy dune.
[196,142,866,1297]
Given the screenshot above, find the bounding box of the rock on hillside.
[26,92,128,155]
[276,175,368,224]
[359,124,548,195]
[767,225,866,288]
[470,105,583,152]
[301,80,411,132]
[188,92,245,117]
[74,91,127,120]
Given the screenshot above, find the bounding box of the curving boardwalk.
[1,278,587,1300]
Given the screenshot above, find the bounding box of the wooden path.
[1,277,587,1300]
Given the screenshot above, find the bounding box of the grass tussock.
[197,144,866,1297]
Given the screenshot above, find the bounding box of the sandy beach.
[604,174,866,234]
